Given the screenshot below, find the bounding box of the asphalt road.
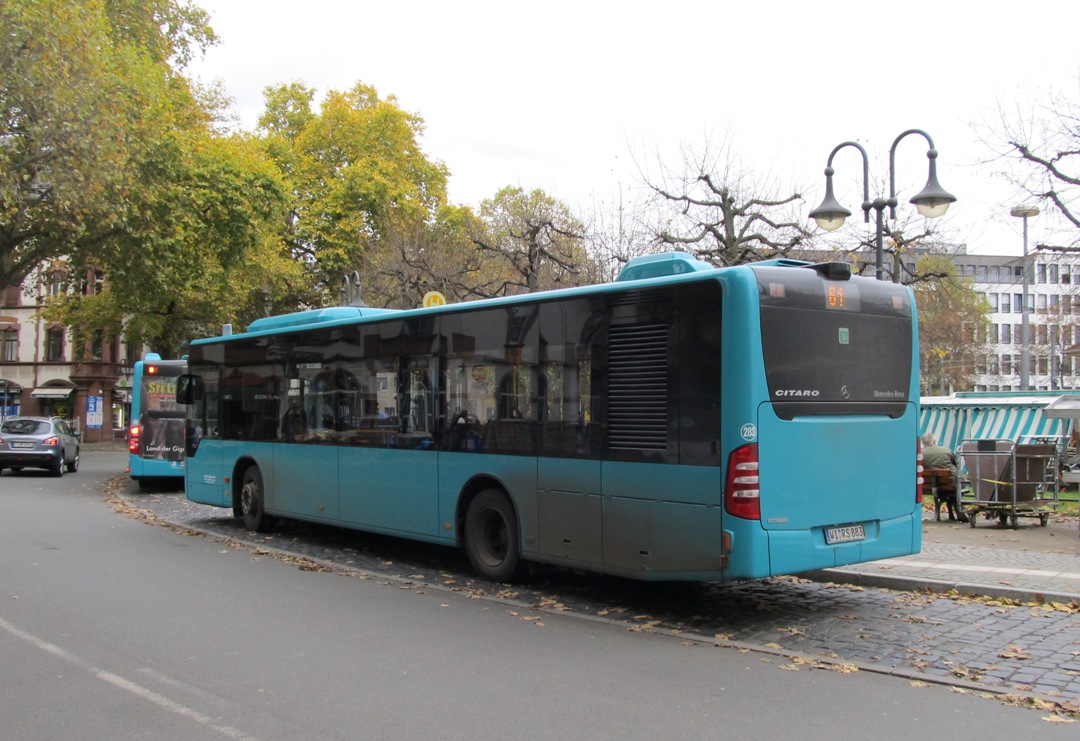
[1,451,1077,739]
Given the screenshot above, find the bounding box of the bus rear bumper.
[725,512,921,580]
[777,512,921,576]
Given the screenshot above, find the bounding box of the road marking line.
[0,616,261,741]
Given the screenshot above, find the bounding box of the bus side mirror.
[176,374,203,404]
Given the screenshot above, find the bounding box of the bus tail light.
[725,443,760,520]
[916,436,924,504]
[128,425,140,454]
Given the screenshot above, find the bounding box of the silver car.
[0,416,81,476]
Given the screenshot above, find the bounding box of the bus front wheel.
[464,489,524,582]
[240,466,272,532]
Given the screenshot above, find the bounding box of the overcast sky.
[186,1,1080,257]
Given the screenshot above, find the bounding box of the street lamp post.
[809,129,956,281]
[1010,205,1039,391]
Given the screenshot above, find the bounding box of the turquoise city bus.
[177,253,922,581]
[128,354,187,486]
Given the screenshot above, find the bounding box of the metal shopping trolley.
[958,438,1060,529]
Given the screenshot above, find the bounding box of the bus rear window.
[755,266,913,419]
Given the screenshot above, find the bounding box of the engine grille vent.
[608,322,669,451]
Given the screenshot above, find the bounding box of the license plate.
[825,524,865,544]
[11,442,34,449]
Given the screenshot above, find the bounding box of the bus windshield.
[755,265,913,419]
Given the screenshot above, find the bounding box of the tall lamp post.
[1010,205,1039,391]
[809,129,957,281]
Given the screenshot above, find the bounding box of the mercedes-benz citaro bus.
[176,252,921,582]
[128,353,186,487]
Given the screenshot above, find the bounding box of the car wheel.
[66,449,80,473]
[52,458,64,477]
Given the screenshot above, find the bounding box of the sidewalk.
[807,510,1080,602]
[83,441,128,452]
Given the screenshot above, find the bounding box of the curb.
[802,567,1080,604]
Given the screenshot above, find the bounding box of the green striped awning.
[920,392,1077,454]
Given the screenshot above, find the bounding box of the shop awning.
[30,387,74,399]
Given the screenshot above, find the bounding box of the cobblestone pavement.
[809,511,1080,601]
[110,476,1080,713]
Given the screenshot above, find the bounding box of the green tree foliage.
[7,0,300,357]
[258,82,450,302]
[470,186,595,295]
[911,255,991,394]
[0,0,215,290]
[50,133,298,357]
[102,0,216,68]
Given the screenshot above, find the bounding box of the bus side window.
[396,363,433,449]
[176,374,203,404]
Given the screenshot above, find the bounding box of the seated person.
[922,432,968,523]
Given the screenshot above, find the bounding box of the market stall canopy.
[1042,394,1080,419]
[921,392,1079,453]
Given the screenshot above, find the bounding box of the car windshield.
[1,420,50,435]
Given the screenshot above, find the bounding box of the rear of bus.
[128,356,187,484]
[722,262,921,579]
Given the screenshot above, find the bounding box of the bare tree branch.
[635,133,811,266]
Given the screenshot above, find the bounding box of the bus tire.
[240,466,273,532]
[464,489,524,582]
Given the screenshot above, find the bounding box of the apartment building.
[0,264,132,442]
[949,248,1080,392]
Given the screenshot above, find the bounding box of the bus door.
[181,369,228,507]
[274,366,339,521]
[533,300,603,565]
[339,355,438,534]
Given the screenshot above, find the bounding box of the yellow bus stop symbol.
[422,291,447,308]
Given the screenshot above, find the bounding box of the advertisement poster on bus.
[141,376,184,461]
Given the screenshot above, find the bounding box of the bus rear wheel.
[464,489,524,582]
[239,466,273,532]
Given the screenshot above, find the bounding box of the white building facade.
[951,249,1080,392]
